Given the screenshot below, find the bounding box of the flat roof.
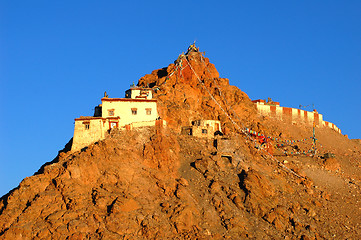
[127,87,153,91]
[101,98,157,102]
[75,116,120,121]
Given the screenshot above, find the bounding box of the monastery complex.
[71,86,223,152]
[71,86,342,152]
[69,45,343,152]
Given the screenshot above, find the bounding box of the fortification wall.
[323,121,341,133]
[252,100,341,134]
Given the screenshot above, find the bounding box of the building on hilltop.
[252,99,341,133]
[71,87,165,151]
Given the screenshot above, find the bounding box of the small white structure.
[181,120,222,138]
[125,87,153,99]
[72,87,165,151]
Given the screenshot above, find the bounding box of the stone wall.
[72,117,107,151]
[126,119,166,130]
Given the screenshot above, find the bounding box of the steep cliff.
[1,47,361,239]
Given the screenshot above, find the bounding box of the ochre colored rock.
[138,51,259,133]
[1,48,361,239]
[323,157,341,171]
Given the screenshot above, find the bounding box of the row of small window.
[84,122,117,130]
[108,108,152,116]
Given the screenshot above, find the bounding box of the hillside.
[1,47,361,239]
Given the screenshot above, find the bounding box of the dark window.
[131,108,137,115]
[108,109,114,116]
[146,108,152,115]
[85,123,90,130]
[202,129,208,134]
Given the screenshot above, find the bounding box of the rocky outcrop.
[138,50,260,134]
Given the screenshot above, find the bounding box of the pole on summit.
[312,121,317,157]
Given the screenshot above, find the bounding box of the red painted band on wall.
[314,113,319,125]
[282,107,292,116]
[270,106,276,116]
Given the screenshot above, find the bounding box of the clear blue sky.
[1,1,360,196]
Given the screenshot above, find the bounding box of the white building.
[181,119,222,138]
[71,87,164,151]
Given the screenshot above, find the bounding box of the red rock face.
[138,50,259,134]
[1,48,361,239]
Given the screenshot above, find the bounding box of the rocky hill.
[1,47,361,239]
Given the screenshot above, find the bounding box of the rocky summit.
[1,46,361,239]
